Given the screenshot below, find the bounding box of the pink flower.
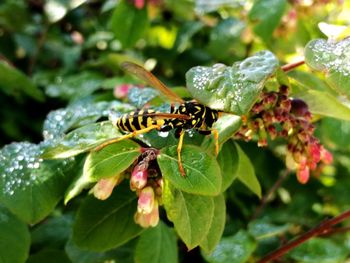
[92,176,120,200]
[130,166,148,191]
[297,166,310,184]
[113,84,130,99]
[137,186,155,214]
[308,143,321,164]
[320,146,333,164]
[134,199,159,227]
[133,0,145,9]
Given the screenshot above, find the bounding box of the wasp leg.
[94,124,161,152]
[213,129,219,156]
[177,129,186,177]
[198,129,219,156]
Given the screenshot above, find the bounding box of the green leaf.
[248,0,287,42]
[199,194,226,254]
[27,249,71,263]
[42,121,123,159]
[158,145,222,196]
[109,1,149,48]
[186,51,279,115]
[217,140,239,192]
[194,0,243,14]
[128,87,160,108]
[248,219,290,240]
[31,214,73,249]
[43,101,132,140]
[73,182,143,251]
[289,238,349,263]
[292,87,350,121]
[235,143,261,198]
[0,142,74,223]
[0,206,30,263]
[0,1,29,31]
[65,238,136,263]
[45,71,103,100]
[84,140,141,180]
[163,182,214,250]
[207,18,245,60]
[305,38,350,98]
[0,61,44,101]
[202,230,256,263]
[174,21,204,53]
[134,221,178,263]
[288,70,333,93]
[64,158,90,204]
[321,117,350,150]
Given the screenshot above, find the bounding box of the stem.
[318,225,350,237]
[258,209,350,263]
[252,170,290,220]
[281,59,305,72]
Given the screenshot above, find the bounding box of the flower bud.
[263,93,278,105]
[291,99,309,117]
[114,84,130,99]
[308,143,321,164]
[279,85,289,95]
[133,0,145,9]
[92,176,120,200]
[320,146,333,164]
[135,199,159,228]
[262,111,274,123]
[137,186,155,214]
[252,102,264,114]
[267,125,277,140]
[280,99,292,112]
[297,166,310,184]
[130,166,148,191]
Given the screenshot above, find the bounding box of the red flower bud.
[297,165,310,184]
[114,84,130,99]
[263,93,278,105]
[267,125,277,140]
[252,102,264,114]
[130,167,148,191]
[279,85,289,95]
[291,99,309,117]
[320,146,333,164]
[133,0,145,9]
[280,99,291,112]
[308,143,321,164]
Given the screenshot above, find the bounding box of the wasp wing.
[121,62,184,104]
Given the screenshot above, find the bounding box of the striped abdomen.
[116,109,166,132]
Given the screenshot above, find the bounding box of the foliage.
[1,0,350,262]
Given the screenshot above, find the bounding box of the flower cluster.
[92,148,162,228]
[235,85,332,184]
[131,148,162,227]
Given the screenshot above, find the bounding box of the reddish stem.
[281,60,305,72]
[258,209,350,263]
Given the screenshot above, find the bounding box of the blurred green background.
[1,0,350,262]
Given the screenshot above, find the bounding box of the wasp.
[95,62,220,176]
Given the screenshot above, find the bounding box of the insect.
[95,62,220,176]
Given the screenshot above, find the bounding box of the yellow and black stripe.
[116,109,167,133]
